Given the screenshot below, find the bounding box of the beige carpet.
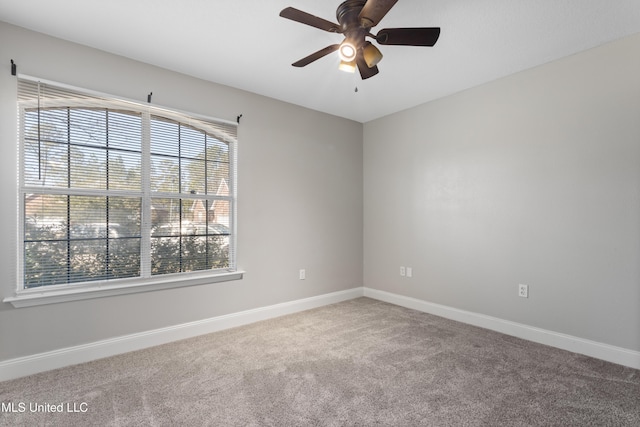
[1,297,639,426]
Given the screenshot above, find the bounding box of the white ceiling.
[1,0,639,122]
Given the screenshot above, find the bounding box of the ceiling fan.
[279,0,440,79]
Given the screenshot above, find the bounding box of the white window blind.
[18,77,237,291]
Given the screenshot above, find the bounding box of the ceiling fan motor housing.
[337,0,369,48]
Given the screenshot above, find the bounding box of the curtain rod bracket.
[147,92,152,103]
[237,114,243,124]
[11,59,16,76]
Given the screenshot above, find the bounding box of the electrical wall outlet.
[400,266,406,277]
[299,269,306,280]
[518,284,528,298]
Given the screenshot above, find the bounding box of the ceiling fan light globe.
[338,60,357,73]
[338,42,357,62]
[363,42,383,67]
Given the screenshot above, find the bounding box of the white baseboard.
[364,287,640,370]
[0,287,364,382]
[3,286,637,382]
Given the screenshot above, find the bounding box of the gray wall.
[2,19,638,364]
[364,33,640,352]
[0,22,363,361]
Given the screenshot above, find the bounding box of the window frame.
[5,76,242,308]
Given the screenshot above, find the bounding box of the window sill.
[3,270,244,308]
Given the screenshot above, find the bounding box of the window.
[12,77,238,305]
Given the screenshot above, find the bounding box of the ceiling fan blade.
[280,7,341,33]
[356,55,379,80]
[358,0,398,28]
[292,44,340,67]
[376,27,441,46]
